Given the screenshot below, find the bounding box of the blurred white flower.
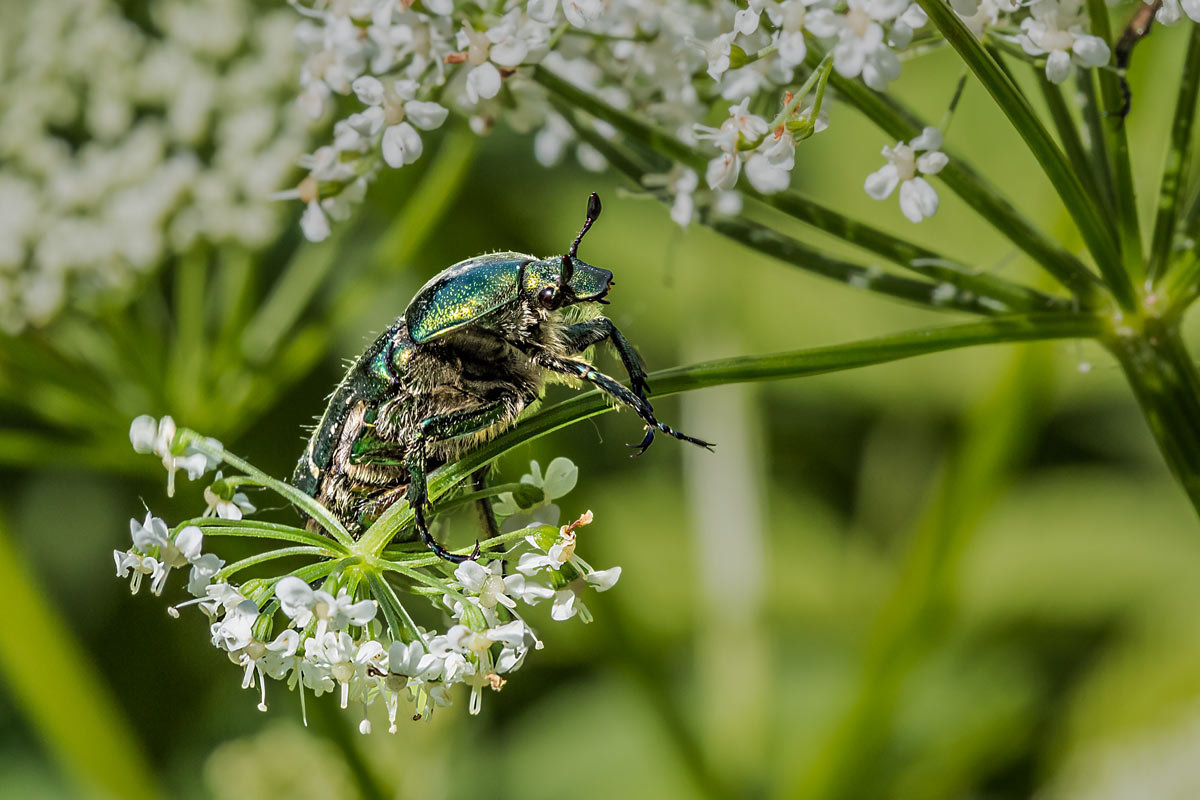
[0,0,310,331]
[1018,0,1111,84]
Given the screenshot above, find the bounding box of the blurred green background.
[3,5,1200,799]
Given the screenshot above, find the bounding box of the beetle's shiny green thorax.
[406,253,529,343]
[405,252,614,343]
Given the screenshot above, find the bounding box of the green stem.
[364,570,423,643]
[1107,322,1200,513]
[214,546,332,582]
[1075,69,1118,216]
[180,435,355,549]
[1034,70,1104,207]
[178,517,346,552]
[916,0,1132,309]
[805,39,1104,303]
[431,482,523,515]
[1150,24,1200,283]
[356,314,1103,552]
[1087,0,1145,286]
[1164,253,1200,317]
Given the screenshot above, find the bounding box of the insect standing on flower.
[293,193,713,562]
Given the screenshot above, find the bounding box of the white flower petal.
[300,200,330,242]
[1045,49,1071,84]
[129,416,158,453]
[916,150,948,175]
[351,76,384,106]
[541,457,578,499]
[466,62,502,103]
[1072,35,1111,67]
[898,177,939,222]
[585,566,622,591]
[403,101,448,131]
[864,163,900,200]
[381,123,423,168]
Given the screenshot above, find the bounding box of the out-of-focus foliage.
[2,3,1200,800]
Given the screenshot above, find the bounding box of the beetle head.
[522,193,612,312]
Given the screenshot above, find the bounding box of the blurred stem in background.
[786,344,1053,799]
[0,514,159,800]
[681,329,770,787]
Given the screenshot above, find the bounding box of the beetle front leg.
[536,355,713,456]
[407,399,520,562]
[561,318,652,403]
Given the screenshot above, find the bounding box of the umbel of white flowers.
[116,416,622,728]
[276,0,1158,240]
[0,0,310,333]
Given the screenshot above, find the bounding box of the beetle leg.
[472,465,503,554]
[536,355,713,456]
[561,318,652,402]
[407,399,521,562]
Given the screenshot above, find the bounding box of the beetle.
[293,193,712,562]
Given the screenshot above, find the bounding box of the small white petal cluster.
[115,513,225,599]
[120,426,621,727]
[129,414,221,496]
[0,0,312,332]
[1017,0,1111,84]
[283,0,1116,235]
[864,127,948,223]
[1151,0,1200,25]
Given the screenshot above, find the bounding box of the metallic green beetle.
[293,194,712,562]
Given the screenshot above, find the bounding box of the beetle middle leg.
[406,398,524,562]
[535,355,713,456]
[561,318,652,403]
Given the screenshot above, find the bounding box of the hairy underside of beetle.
[295,306,592,535]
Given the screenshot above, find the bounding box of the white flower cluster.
[283,0,1120,234]
[118,419,621,727]
[1013,0,1110,84]
[1152,0,1200,25]
[0,0,311,333]
[865,127,948,223]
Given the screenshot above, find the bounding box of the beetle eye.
[538,286,558,309]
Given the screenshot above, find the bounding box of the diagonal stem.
[533,66,1063,314]
[913,0,1133,309]
[805,40,1104,304]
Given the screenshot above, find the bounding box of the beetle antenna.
[568,192,602,259]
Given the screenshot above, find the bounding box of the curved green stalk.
[214,546,332,582]
[356,313,1105,554]
[1086,0,1145,285]
[804,39,1104,303]
[1150,24,1200,283]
